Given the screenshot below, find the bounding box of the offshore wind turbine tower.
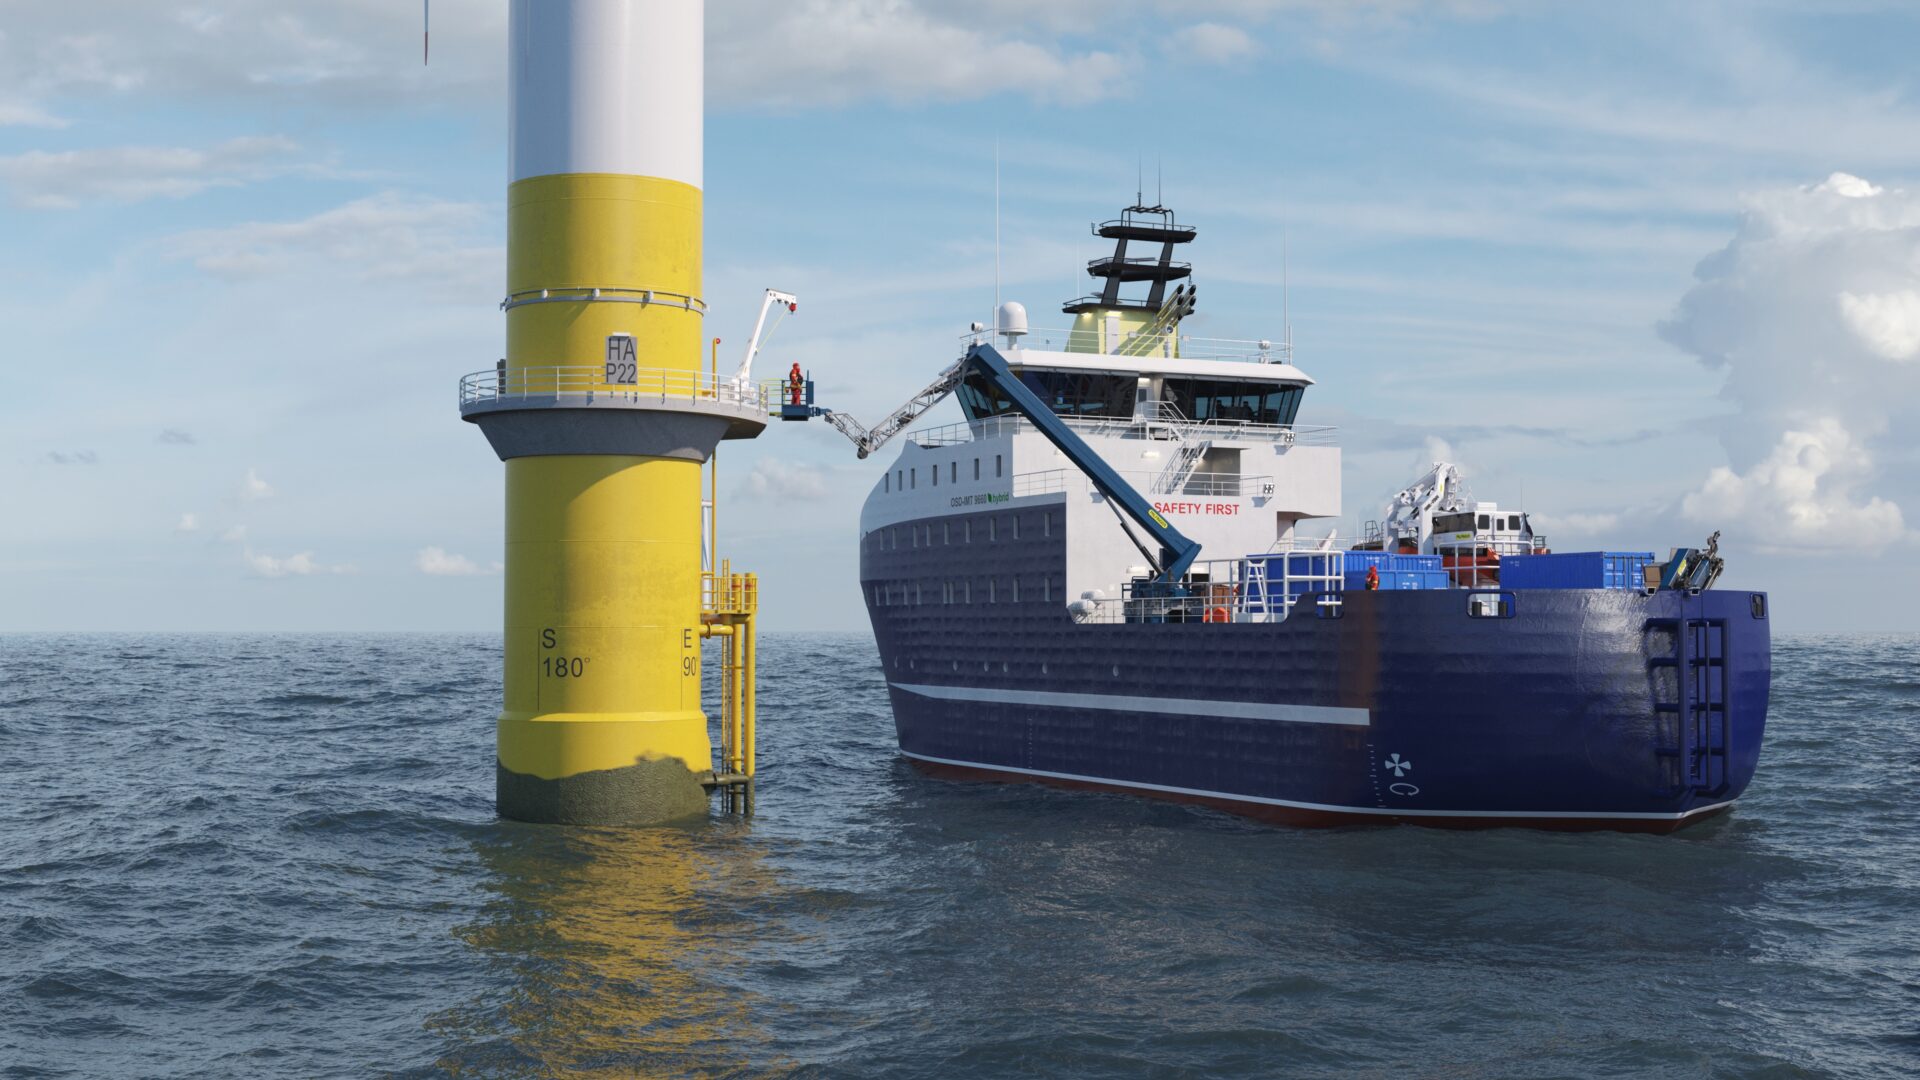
[460,0,768,825]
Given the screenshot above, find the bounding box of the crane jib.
[962,344,1202,583]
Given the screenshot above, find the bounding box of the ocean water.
[1,632,1915,1079]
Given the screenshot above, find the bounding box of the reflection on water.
[433,821,780,1076]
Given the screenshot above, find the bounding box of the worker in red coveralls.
[788,362,804,406]
[1366,565,1380,591]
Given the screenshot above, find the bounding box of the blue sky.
[5,0,1920,633]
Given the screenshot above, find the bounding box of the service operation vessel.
[792,201,1770,831]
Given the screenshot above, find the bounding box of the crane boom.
[1381,461,1470,551]
[816,343,1202,581]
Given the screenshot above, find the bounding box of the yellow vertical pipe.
[744,597,758,779]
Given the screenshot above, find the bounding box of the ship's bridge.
[953,329,1325,448]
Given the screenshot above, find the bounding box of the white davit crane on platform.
[1381,461,1472,552]
[733,289,798,390]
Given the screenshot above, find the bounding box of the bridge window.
[932,465,939,487]
[973,458,981,481]
[950,462,957,483]
[995,455,1003,478]
[884,474,890,493]
[958,370,1136,421]
[1160,379,1303,425]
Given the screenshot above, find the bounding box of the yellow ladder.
[701,559,758,814]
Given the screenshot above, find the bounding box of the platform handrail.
[499,285,707,313]
[458,364,770,412]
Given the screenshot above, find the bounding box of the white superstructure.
[857,329,1341,607]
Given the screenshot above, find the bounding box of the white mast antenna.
[1282,227,1292,354]
[994,140,1002,318]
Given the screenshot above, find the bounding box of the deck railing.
[1011,468,1275,499]
[962,327,1295,364]
[908,414,1337,450]
[1066,553,1346,625]
[457,364,770,413]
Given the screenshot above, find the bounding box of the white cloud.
[0,1,505,110]
[1821,172,1882,199]
[415,546,501,576]
[709,3,1127,108]
[0,0,1503,117]
[1681,419,1906,553]
[1659,172,1920,553]
[0,101,67,128]
[1531,511,1620,539]
[241,468,273,500]
[1838,290,1920,361]
[0,136,305,209]
[220,525,248,543]
[175,512,199,533]
[1418,436,1456,467]
[242,548,351,578]
[163,192,497,294]
[1170,22,1260,64]
[743,458,830,500]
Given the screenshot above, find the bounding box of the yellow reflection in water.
[433,821,780,1077]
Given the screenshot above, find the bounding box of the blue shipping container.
[1500,551,1655,590]
[1339,551,1446,591]
[1345,568,1450,591]
[1342,551,1444,576]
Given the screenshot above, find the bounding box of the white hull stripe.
[889,682,1370,726]
[901,750,1738,822]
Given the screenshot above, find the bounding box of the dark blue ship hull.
[860,509,1771,831]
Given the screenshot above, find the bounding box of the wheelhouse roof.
[999,346,1315,386]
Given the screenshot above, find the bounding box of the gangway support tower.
[459,0,766,824]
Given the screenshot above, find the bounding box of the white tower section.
[508,0,702,186]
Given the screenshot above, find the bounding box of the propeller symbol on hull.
[1385,754,1412,777]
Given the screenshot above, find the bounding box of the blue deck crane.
[790,343,1203,584]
